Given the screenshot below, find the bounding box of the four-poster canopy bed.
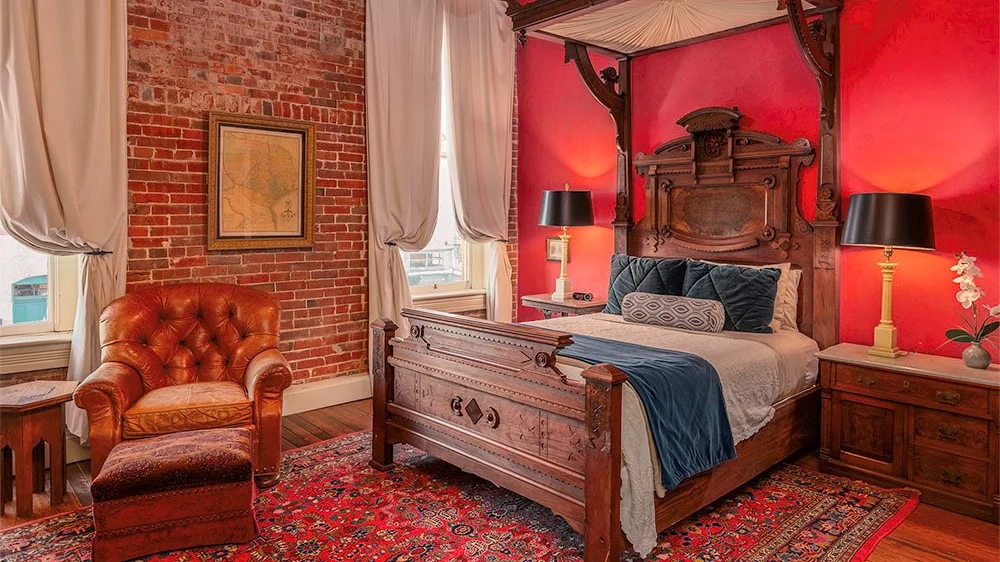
[370,1,844,560]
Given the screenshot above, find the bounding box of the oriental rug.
[0,431,918,561]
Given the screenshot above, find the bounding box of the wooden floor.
[2,399,996,561]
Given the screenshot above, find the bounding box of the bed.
[370,3,842,559]
[371,104,839,560]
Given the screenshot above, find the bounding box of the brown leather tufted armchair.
[74,283,292,487]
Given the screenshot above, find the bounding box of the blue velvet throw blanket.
[561,334,736,490]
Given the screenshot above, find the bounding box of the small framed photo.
[546,237,568,262]
[207,112,316,250]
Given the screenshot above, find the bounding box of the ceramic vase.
[962,341,992,369]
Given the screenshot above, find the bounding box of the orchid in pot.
[946,252,998,369]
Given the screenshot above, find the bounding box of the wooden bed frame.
[371,2,843,560]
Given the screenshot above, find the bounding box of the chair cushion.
[91,428,253,502]
[122,381,252,439]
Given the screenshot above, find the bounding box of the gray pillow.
[622,293,726,333]
[604,254,688,315]
[682,261,780,333]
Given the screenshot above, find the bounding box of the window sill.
[0,331,73,375]
[412,289,487,314]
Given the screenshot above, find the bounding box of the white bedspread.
[527,313,818,556]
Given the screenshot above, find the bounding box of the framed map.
[207,112,316,250]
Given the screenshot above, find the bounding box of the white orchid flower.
[957,287,983,309]
[988,304,1000,318]
[951,262,982,278]
[953,274,978,289]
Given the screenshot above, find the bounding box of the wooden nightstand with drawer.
[817,343,999,522]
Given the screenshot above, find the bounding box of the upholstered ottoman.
[90,428,258,562]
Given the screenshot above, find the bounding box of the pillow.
[621,293,725,333]
[682,261,781,333]
[604,254,688,315]
[780,269,802,330]
[699,260,794,332]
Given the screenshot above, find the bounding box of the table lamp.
[841,192,935,358]
[539,184,594,301]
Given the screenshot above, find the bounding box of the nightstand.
[816,343,999,522]
[521,293,607,319]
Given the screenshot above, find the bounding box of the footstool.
[91,428,258,562]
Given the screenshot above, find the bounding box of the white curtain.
[443,0,515,322]
[1,0,128,441]
[366,0,444,335]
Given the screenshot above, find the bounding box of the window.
[0,224,78,337]
[403,112,485,296]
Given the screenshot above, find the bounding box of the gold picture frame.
[207,112,316,250]
[545,236,568,262]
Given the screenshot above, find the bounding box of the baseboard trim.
[67,435,89,465]
[282,373,372,416]
[61,374,372,465]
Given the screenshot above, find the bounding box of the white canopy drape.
[443,0,515,322]
[1,0,128,441]
[544,0,816,54]
[366,0,444,335]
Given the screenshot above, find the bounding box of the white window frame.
[0,254,79,337]
[408,241,487,296]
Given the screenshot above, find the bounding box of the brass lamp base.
[869,323,902,358]
[868,249,903,359]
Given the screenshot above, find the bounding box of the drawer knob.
[941,469,964,487]
[484,407,500,429]
[936,426,960,442]
[450,397,464,416]
[855,375,878,387]
[935,391,961,406]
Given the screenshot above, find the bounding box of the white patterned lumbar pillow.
[621,292,726,333]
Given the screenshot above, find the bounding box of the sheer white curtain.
[1,0,128,441]
[366,0,444,335]
[443,0,515,322]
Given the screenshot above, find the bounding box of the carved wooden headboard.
[624,106,837,347]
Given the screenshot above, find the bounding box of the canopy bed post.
[370,318,398,471]
[562,41,633,254]
[582,363,627,561]
[785,0,842,349]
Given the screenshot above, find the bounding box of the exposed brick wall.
[508,78,519,321]
[126,0,367,383]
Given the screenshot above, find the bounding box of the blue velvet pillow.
[604,254,688,315]
[682,261,781,333]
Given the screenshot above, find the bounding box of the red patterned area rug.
[1,431,917,561]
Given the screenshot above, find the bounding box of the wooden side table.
[816,343,999,522]
[521,293,607,319]
[0,380,78,517]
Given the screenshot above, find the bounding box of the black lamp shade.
[841,193,935,250]
[538,190,594,227]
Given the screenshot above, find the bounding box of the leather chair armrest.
[73,362,144,477]
[244,348,292,484]
[244,348,293,402]
[74,361,144,421]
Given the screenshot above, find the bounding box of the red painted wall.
[516,40,618,320]
[839,0,999,357]
[516,0,999,356]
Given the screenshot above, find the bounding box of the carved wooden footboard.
[371,308,628,560]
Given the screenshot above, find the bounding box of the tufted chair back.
[100,283,281,392]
